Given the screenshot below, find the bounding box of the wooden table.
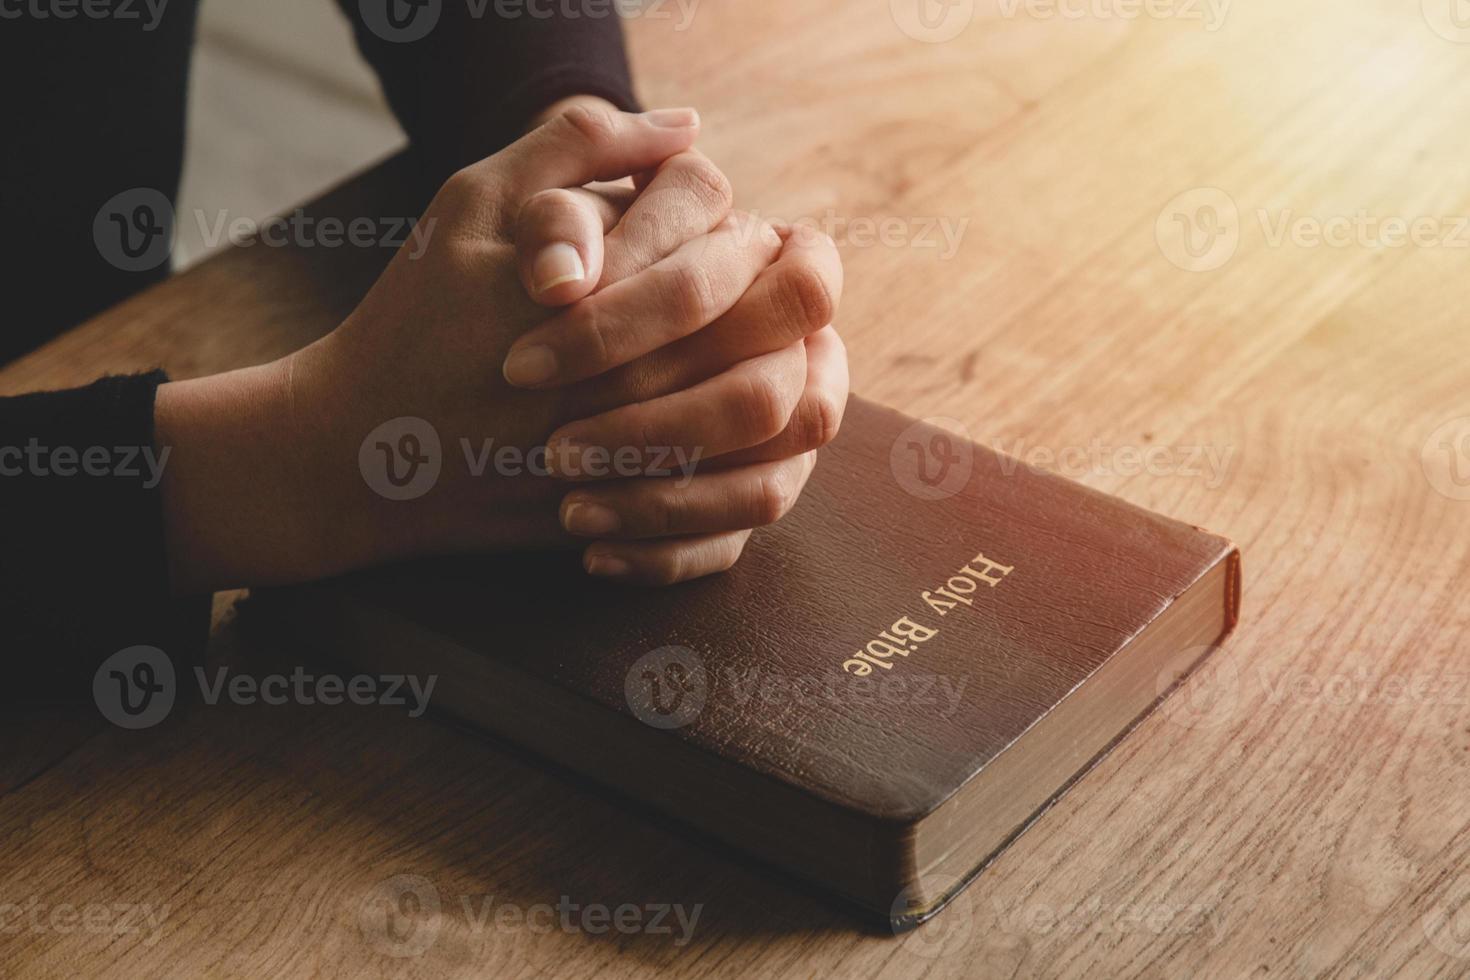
[5,1,1470,975]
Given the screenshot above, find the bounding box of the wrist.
[154,350,346,594]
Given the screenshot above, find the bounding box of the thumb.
[515,185,635,306]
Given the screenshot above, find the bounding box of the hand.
[155,107,846,591]
[506,108,847,583]
[512,191,848,579]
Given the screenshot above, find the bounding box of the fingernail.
[586,554,633,579]
[533,242,585,294]
[503,345,558,386]
[563,501,621,536]
[643,107,699,128]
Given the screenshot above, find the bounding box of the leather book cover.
[260,396,1240,929]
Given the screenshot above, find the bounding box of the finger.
[504,211,782,388]
[693,223,842,359]
[516,186,635,305]
[560,452,817,540]
[485,106,701,200]
[600,150,735,286]
[594,224,842,400]
[714,327,850,467]
[545,342,807,479]
[583,530,753,586]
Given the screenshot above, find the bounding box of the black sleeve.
[334,1,642,181]
[0,372,209,705]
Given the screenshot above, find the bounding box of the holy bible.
[262,397,1240,929]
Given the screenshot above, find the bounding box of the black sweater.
[0,1,639,703]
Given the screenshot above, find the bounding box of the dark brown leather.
[265,396,1239,920]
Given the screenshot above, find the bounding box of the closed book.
[261,396,1240,929]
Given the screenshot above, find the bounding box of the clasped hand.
[158,107,847,592]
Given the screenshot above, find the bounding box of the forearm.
[0,374,210,701]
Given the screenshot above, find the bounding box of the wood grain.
[4,0,1470,976]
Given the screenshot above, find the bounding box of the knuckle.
[649,550,685,587]
[652,486,686,537]
[564,301,612,369]
[440,166,486,209]
[437,166,516,236]
[776,261,836,333]
[731,373,791,444]
[520,187,581,228]
[793,389,844,452]
[753,467,799,525]
[629,408,665,461]
[727,210,781,252]
[559,104,619,153]
[672,154,734,213]
[716,536,748,573]
[665,263,719,326]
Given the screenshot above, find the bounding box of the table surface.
[5,1,1470,976]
